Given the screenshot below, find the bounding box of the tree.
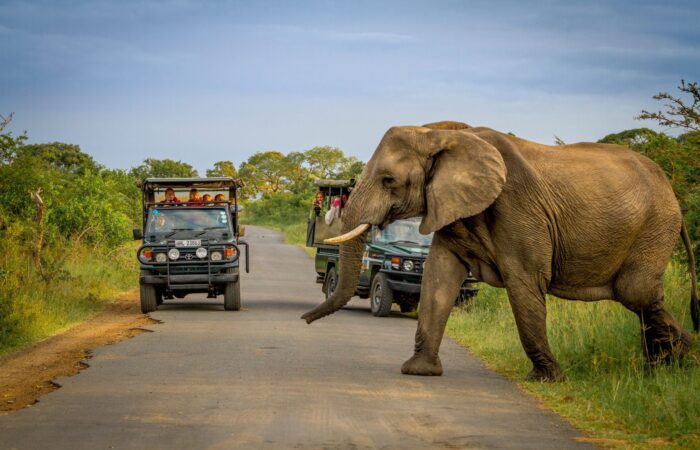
[283,151,312,194]
[304,146,345,179]
[637,79,700,132]
[129,158,198,179]
[238,151,288,197]
[21,142,99,174]
[206,160,237,178]
[336,156,365,181]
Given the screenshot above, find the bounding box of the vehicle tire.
[224,269,241,311]
[370,273,393,317]
[324,267,338,301]
[140,284,158,313]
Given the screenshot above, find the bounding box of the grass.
[0,240,137,355]
[447,261,700,449]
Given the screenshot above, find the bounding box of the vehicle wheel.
[140,284,158,313]
[324,267,338,301]
[224,269,241,311]
[370,273,393,317]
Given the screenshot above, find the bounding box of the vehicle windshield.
[146,207,231,235]
[371,217,433,246]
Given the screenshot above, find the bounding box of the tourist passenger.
[164,188,180,203]
[188,189,203,205]
[311,191,325,218]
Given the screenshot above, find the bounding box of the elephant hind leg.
[639,304,693,364]
[614,265,693,363]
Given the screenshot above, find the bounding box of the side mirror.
[133,228,143,240]
[238,225,246,237]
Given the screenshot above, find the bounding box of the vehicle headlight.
[196,247,208,259]
[168,248,180,260]
[210,251,223,261]
[139,248,153,262]
[155,252,167,263]
[402,259,414,271]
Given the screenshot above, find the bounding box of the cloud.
[259,24,417,45]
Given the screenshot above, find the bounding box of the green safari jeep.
[133,177,249,313]
[307,180,478,316]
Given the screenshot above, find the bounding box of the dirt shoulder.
[0,291,157,415]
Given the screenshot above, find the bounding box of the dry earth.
[0,291,156,414]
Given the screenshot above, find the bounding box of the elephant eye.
[382,176,395,188]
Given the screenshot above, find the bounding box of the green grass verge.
[0,242,137,355]
[447,261,699,449]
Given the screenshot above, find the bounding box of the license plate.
[175,239,201,247]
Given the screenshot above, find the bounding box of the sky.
[1,0,699,174]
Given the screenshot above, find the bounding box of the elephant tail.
[681,221,699,332]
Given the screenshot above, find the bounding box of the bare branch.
[636,80,700,132]
[29,188,45,270]
[0,112,13,133]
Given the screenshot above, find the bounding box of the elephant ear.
[419,130,507,234]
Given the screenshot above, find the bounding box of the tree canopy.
[206,160,237,178]
[236,147,365,199]
[129,158,198,179]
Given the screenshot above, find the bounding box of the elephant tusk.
[324,223,370,244]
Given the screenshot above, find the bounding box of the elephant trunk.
[302,193,369,324]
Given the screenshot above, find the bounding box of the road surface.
[0,226,592,449]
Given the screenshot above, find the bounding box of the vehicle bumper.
[386,278,422,294]
[140,272,238,287]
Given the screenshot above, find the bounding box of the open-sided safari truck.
[307,179,480,317]
[133,177,249,313]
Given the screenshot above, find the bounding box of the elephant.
[301,120,699,381]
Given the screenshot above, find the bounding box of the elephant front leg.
[505,277,563,381]
[402,235,467,376]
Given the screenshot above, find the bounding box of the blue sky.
[2,0,699,174]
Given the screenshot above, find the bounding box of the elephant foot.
[401,353,443,376]
[525,364,564,382]
[644,328,694,365]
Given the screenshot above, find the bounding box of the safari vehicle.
[133,177,249,313]
[307,180,478,316]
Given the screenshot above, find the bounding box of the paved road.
[0,226,592,449]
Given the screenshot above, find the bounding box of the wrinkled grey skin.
[302,121,699,381]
